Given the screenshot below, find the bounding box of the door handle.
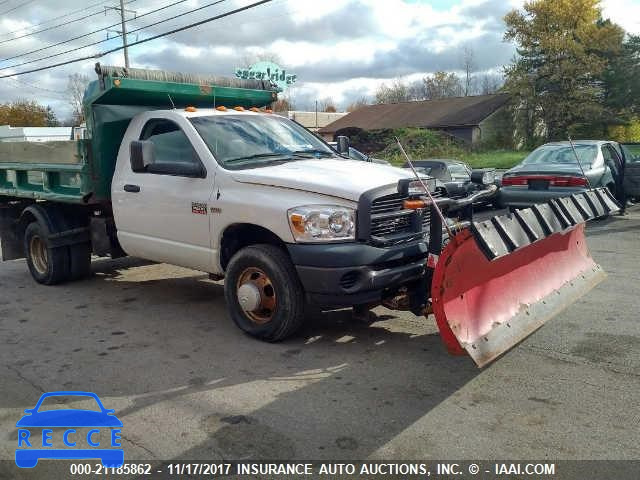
[123,184,140,193]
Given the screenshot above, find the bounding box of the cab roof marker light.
[250,107,260,112]
[234,106,245,111]
[185,106,197,112]
[216,106,227,111]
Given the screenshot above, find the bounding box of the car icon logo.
[15,391,124,468]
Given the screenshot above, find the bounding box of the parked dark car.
[402,159,496,204]
[499,140,632,209]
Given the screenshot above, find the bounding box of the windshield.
[190,114,336,169]
[522,144,597,166]
[348,147,368,161]
[448,163,471,179]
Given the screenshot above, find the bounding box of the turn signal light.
[403,199,427,210]
[290,213,306,233]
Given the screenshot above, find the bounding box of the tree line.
[504,0,640,145]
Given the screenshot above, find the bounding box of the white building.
[0,125,73,142]
[275,111,349,132]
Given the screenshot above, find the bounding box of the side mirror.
[336,136,350,155]
[130,140,155,173]
[471,168,496,185]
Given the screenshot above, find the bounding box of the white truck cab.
[111,107,428,340]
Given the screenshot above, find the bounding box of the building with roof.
[318,93,511,146]
[0,125,73,142]
[276,111,349,132]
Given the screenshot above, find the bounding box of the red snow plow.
[428,187,619,367]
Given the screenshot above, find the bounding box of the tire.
[23,222,70,285]
[68,242,92,280]
[224,244,305,342]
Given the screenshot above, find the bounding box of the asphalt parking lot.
[1,207,639,477]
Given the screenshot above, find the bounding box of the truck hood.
[230,159,414,201]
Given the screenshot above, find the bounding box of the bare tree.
[461,45,476,96]
[479,73,503,95]
[424,72,463,99]
[407,79,427,101]
[272,97,293,112]
[346,96,369,112]
[375,79,411,104]
[67,73,90,124]
[319,97,337,112]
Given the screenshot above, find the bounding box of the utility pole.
[119,0,130,68]
[105,1,136,68]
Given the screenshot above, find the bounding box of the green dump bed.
[0,63,278,205]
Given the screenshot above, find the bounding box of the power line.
[0,0,36,17]
[0,0,136,46]
[0,0,227,69]
[0,0,275,79]
[1,0,190,64]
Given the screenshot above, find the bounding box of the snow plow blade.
[431,188,619,367]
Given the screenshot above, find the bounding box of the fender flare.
[18,204,89,248]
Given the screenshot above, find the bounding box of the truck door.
[112,118,215,271]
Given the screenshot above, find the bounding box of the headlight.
[288,205,356,242]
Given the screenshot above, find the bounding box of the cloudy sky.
[0,0,639,120]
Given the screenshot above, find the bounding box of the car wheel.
[24,222,70,285]
[224,244,305,342]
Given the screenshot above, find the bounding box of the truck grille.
[367,191,440,246]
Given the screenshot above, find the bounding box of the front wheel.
[224,244,305,341]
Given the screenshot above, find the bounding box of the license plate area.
[528,179,549,190]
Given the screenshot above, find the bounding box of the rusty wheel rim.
[236,267,276,324]
[29,235,48,275]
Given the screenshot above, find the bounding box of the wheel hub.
[237,283,262,311]
[29,235,48,275]
[236,267,277,324]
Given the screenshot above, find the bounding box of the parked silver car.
[499,140,624,208]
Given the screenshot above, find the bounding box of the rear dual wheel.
[24,222,91,285]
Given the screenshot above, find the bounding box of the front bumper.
[287,241,429,307]
[499,186,588,208]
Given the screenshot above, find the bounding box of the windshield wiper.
[224,152,291,164]
[290,149,335,158]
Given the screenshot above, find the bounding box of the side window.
[603,145,621,173]
[140,119,199,166]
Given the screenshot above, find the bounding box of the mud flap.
[430,188,619,367]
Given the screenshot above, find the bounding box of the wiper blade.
[290,149,335,157]
[224,152,291,164]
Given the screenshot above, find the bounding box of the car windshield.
[190,114,336,169]
[448,163,471,179]
[348,147,368,161]
[522,144,597,166]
